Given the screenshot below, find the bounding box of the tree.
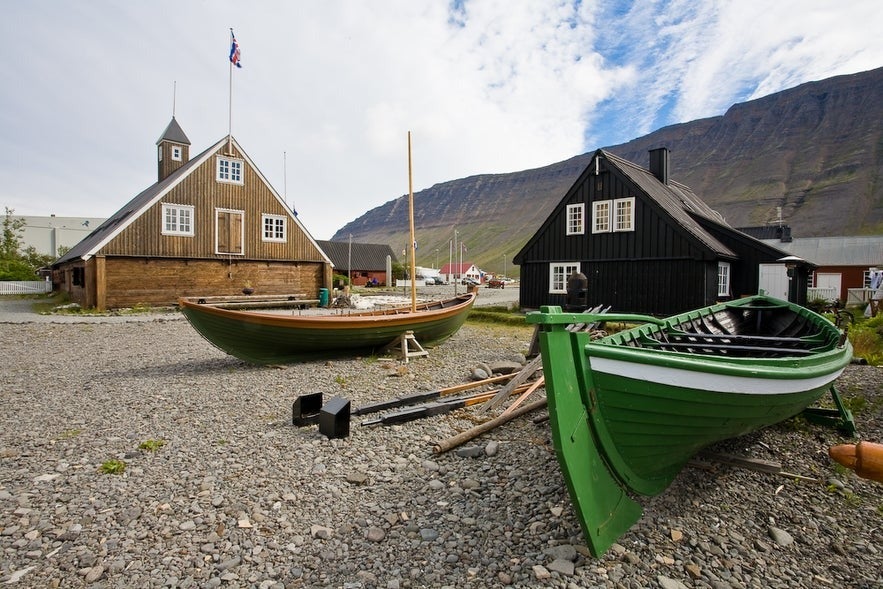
[1,207,25,261]
[0,208,48,280]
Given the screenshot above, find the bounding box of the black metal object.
[565,271,589,311]
[319,396,351,439]
[292,392,323,426]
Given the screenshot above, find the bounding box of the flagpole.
[227,28,234,153]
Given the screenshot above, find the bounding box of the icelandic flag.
[229,29,242,68]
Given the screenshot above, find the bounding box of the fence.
[0,280,53,295]
[806,287,838,302]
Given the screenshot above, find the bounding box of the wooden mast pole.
[407,131,417,312]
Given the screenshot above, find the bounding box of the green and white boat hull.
[528,295,853,556]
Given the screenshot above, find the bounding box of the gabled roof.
[157,117,190,145]
[514,149,737,263]
[439,262,476,274]
[601,150,736,258]
[54,135,330,266]
[316,240,397,271]
[760,235,883,266]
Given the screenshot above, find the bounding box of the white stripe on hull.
[591,357,844,395]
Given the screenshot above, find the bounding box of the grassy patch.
[467,306,529,327]
[98,459,126,475]
[138,439,166,452]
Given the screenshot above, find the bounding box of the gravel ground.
[0,296,881,588]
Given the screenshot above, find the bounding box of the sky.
[2,1,882,240]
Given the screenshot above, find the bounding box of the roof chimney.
[648,147,669,185]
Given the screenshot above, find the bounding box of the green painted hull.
[180,293,475,364]
[527,295,852,556]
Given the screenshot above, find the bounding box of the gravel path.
[0,298,881,588]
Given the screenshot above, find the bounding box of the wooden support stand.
[385,330,428,363]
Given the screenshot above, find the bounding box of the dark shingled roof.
[156,116,191,145]
[317,240,397,272]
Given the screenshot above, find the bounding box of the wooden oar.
[352,373,515,416]
[360,381,537,426]
[499,375,544,417]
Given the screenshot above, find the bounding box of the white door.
[816,273,841,300]
[758,264,789,299]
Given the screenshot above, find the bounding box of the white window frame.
[217,156,244,184]
[161,203,194,236]
[158,145,163,161]
[592,201,611,233]
[566,203,584,235]
[262,214,287,242]
[614,197,635,232]
[171,145,182,161]
[718,261,731,297]
[549,263,580,294]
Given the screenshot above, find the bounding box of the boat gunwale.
[179,292,477,330]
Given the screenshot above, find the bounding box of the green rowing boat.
[527,294,853,556]
[180,292,476,364]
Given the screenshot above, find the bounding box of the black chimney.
[648,147,669,185]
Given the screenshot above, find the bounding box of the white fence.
[806,287,838,302]
[0,280,53,295]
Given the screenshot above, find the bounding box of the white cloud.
[1,1,880,240]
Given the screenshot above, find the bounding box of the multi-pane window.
[718,261,731,297]
[262,214,286,242]
[614,197,634,231]
[550,263,580,294]
[592,201,611,233]
[566,204,584,235]
[593,198,635,233]
[161,204,194,236]
[217,157,244,184]
[172,145,182,161]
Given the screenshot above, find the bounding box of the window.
[172,145,182,161]
[718,261,731,297]
[262,214,286,242]
[162,204,194,236]
[614,197,635,231]
[592,201,611,233]
[566,204,584,235]
[549,263,580,294]
[593,198,635,233]
[217,156,244,184]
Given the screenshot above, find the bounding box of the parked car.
[486,278,505,289]
[461,277,480,286]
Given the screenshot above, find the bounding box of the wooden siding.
[101,145,325,262]
[519,259,715,315]
[102,257,326,308]
[518,167,720,314]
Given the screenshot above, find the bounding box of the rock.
[84,565,104,583]
[658,576,688,589]
[471,368,490,380]
[366,527,385,542]
[547,558,574,576]
[456,446,484,458]
[532,565,551,580]
[484,440,500,456]
[487,361,523,374]
[768,526,794,547]
[310,525,333,539]
[543,544,577,561]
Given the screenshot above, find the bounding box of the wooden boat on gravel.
[179,291,476,365]
[526,294,853,557]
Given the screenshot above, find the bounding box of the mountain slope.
[332,67,883,276]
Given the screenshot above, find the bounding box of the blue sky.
[2,1,881,240]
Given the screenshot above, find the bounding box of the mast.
[407,132,417,313]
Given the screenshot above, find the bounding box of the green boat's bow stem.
[528,306,643,557]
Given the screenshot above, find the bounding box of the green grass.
[466,305,530,327]
[138,439,166,452]
[98,459,126,475]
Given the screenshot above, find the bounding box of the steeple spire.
[156,117,191,182]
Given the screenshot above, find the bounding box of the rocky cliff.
[333,67,883,275]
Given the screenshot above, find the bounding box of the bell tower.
[156,117,191,181]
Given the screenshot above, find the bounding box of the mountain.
[332,67,883,276]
